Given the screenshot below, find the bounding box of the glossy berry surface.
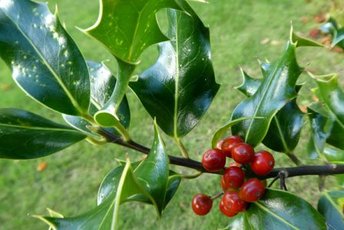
[239,178,266,202]
[219,200,237,217]
[202,149,226,172]
[220,136,244,157]
[192,194,213,216]
[251,150,275,176]
[231,143,255,164]
[221,166,245,190]
[220,191,247,217]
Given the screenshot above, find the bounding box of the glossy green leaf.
[37,125,178,229]
[212,117,263,148]
[133,122,169,214]
[231,41,302,146]
[224,189,326,230]
[0,108,86,159]
[97,165,181,209]
[163,173,181,209]
[307,74,344,152]
[311,73,344,129]
[83,0,179,63]
[291,31,323,47]
[131,2,219,137]
[93,60,135,129]
[0,0,90,115]
[262,93,304,152]
[97,161,142,205]
[323,146,344,163]
[236,69,262,97]
[63,61,130,137]
[37,159,151,230]
[307,106,333,159]
[307,105,344,176]
[88,61,129,122]
[63,109,100,138]
[307,106,344,180]
[235,67,304,152]
[318,190,344,229]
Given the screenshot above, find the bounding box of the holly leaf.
[63,61,130,137]
[82,0,176,126]
[97,166,181,210]
[311,73,344,129]
[133,122,169,214]
[130,2,219,138]
[223,189,326,230]
[291,31,323,47]
[262,87,304,152]
[307,106,334,159]
[236,69,262,97]
[36,159,152,230]
[83,0,179,63]
[0,0,90,115]
[307,106,344,187]
[318,190,344,229]
[234,67,303,152]
[307,74,344,154]
[36,123,178,229]
[98,122,173,214]
[320,17,344,48]
[97,161,142,205]
[0,108,86,159]
[231,40,302,147]
[212,117,262,148]
[163,173,181,209]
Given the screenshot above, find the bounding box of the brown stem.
[99,129,344,179]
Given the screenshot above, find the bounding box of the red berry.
[221,166,245,191]
[192,194,213,216]
[219,191,247,217]
[250,150,275,176]
[231,143,255,164]
[202,149,226,172]
[239,178,266,202]
[220,136,244,157]
[219,200,237,217]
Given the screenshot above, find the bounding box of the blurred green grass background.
[0,0,342,229]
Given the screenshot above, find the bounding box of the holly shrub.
[0,0,344,229]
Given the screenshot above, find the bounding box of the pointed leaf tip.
[83,0,180,63]
[231,40,302,146]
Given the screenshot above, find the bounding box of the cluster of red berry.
[192,136,275,217]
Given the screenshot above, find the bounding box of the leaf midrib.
[173,11,180,138]
[0,123,75,132]
[245,49,295,142]
[2,9,85,114]
[254,201,300,230]
[127,1,149,61]
[274,116,291,153]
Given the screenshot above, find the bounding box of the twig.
[100,129,344,179]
